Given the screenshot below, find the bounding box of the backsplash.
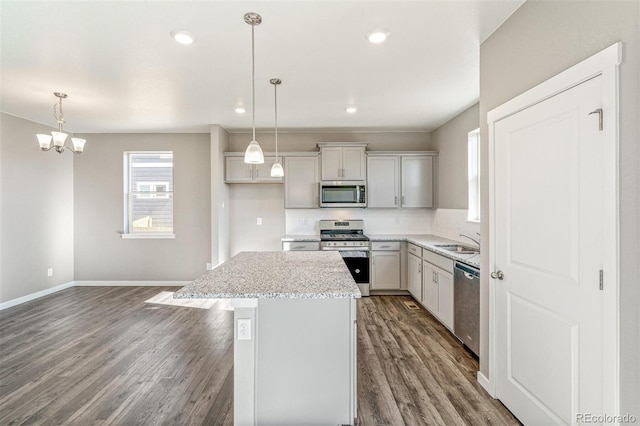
[285,208,480,243]
[431,208,481,244]
[285,209,435,235]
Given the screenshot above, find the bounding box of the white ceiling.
[0,1,523,133]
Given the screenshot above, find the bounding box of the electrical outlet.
[257,217,262,226]
[47,268,53,277]
[237,319,251,340]
[206,263,213,270]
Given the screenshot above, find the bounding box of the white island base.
[233,297,357,426]
[174,252,360,425]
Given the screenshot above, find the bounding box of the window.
[123,152,174,238]
[467,129,480,222]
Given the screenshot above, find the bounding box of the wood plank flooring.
[0,288,518,425]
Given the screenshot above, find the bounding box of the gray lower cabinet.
[370,242,401,290]
[421,251,454,330]
[284,156,319,208]
[407,252,422,302]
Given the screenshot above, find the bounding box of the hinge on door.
[599,269,604,290]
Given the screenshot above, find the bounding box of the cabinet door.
[255,156,284,183]
[370,251,400,290]
[284,156,319,208]
[342,147,366,180]
[226,157,254,182]
[436,268,454,330]
[320,147,342,181]
[407,253,422,302]
[421,261,439,314]
[367,156,399,208]
[401,156,434,208]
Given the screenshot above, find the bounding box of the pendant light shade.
[270,78,284,177]
[244,140,265,164]
[270,162,284,177]
[243,12,264,164]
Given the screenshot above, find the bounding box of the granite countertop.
[281,233,480,269]
[281,235,321,242]
[369,234,480,268]
[174,251,361,300]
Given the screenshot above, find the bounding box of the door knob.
[491,270,504,280]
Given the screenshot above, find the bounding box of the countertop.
[281,233,480,269]
[174,251,361,300]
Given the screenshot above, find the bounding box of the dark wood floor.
[0,287,518,425]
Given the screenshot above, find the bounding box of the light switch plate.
[237,319,251,340]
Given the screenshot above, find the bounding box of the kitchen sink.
[434,244,479,255]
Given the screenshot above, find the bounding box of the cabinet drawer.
[371,241,400,251]
[282,241,320,251]
[407,243,422,257]
[422,249,454,273]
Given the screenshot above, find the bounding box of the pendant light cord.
[251,23,256,142]
[274,83,278,160]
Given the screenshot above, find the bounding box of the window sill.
[121,233,175,239]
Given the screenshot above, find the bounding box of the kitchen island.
[175,251,360,426]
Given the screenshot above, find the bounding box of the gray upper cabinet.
[367,152,436,208]
[225,156,283,183]
[401,156,434,208]
[367,156,400,208]
[318,143,367,181]
[284,155,319,208]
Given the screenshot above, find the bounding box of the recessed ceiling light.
[366,30,389,44]
[170,29,194,45]
[234,107,246,114]
[345,106,358,114]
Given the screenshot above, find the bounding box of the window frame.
[122,151,175,239]
[467,128,481,223]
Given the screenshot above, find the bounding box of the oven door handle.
[321,247,370,252]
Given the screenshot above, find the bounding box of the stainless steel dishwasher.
[454,262,480,357]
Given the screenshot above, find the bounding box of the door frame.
[485,42,622,416]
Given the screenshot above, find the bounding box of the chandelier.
[36,92,86,154]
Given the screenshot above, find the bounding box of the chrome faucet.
[459,232,480,248]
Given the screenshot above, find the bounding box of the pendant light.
[270,78,284,177]
[243,12,265,164]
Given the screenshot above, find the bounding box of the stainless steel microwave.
[319,182,366,208]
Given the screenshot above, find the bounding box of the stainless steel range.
[320,219,370,296]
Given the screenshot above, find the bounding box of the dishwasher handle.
[454,262,479,278]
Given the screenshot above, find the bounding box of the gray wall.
[228,130,433,153]
[229,184,285,256]
[430,103,479,209]
[73,133,211,281]
[0,113,74,303]
[479,0,639,415]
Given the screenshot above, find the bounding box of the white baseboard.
[477,371,495,397]
[74,281,190,287]
[0,281,75,311]
[0,281,191,311]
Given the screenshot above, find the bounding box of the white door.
[367,156,399,208]
[401,156,433,208]
[493,75,604,425]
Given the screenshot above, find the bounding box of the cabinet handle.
[394,196,398,205]
[402,195,406,205]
